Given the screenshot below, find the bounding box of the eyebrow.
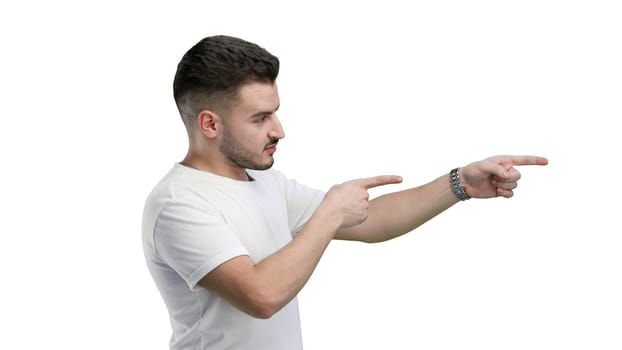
[249,104,280,119]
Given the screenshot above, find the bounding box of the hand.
[320,175,403,229]
[461,155,548,198]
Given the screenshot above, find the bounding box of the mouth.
[264,141,278,153]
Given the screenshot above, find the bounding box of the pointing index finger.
[501,155,549,167]
[358,175,403,189]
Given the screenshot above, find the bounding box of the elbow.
[243,287,287,319]
[360,228,412,244]
[363,236,384,244]
[250,305,277,319]
[358,234,388,244]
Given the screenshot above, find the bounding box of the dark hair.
[173,35,280,125]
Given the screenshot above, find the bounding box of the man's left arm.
[334,155,548,243]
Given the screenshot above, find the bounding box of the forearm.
[335,173,459,243]
[200,209,340,319]
[200,175,400,318]
[254,209,338,312]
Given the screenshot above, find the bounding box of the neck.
[181,152,250,181]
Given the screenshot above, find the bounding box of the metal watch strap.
[450,167,471,201]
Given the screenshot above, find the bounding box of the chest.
[212,185,292,262]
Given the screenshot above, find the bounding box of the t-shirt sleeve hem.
[187,247,250,291]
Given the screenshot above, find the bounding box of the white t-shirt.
[142,163,325,350]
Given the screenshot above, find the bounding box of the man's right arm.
[198,175,402,318]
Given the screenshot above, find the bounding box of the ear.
[196,109,221,138]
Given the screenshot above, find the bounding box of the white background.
[1,1,621,349]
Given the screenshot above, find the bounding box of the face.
[219,81,284,171]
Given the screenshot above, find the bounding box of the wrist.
[309,205,344,233]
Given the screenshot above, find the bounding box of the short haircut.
[173,35,280,127]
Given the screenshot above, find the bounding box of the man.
[142,35,548,350]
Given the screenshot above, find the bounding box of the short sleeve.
[285,178,326,235]
[154,199,249,291]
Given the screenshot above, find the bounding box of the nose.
[269,114,285,140]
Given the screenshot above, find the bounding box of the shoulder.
[144,164,220,217]
[145,165,195,204]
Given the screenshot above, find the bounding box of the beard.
[220,128,275,171]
